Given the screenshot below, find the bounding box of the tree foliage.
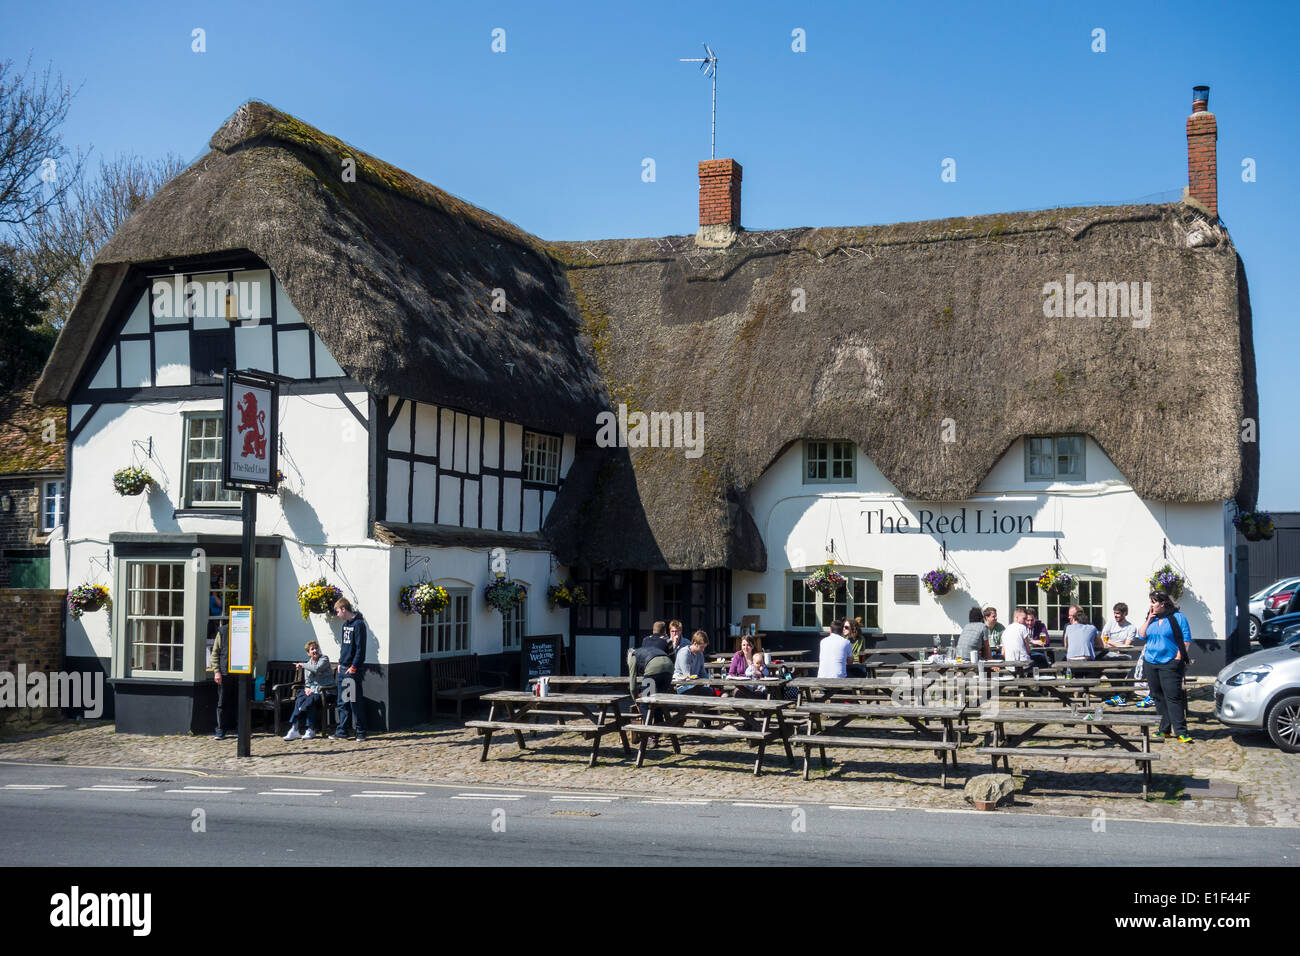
[0,243,54,391]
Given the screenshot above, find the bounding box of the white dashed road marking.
[353,790,425,799]
[78,785,157,792]
[550,795,618,802]
[3,785,66,790]
[828,805,896,812]
[258,789,334,795]
[452,793,526,801]
[731,802,798,808]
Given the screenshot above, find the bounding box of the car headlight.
[1225,666,1272,686]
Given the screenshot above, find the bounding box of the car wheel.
[1249,616,1261,642]
[1265,694,1300,753]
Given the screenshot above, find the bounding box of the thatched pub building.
[36,87,1256,731]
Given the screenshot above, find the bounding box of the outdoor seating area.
[452,644,1195,799]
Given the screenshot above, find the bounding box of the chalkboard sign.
[521,633,564,688]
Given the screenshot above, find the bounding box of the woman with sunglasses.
[1137,590,1193,742]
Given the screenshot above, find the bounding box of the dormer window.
[803,440,855,484]
[1025,435,1085,481]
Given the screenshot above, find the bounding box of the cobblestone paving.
[2,685,1296,827]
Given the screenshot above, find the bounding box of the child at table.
[745,655,768,679]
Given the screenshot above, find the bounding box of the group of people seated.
[960,602,1140,666]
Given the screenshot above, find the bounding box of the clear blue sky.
[6,0,1297,507]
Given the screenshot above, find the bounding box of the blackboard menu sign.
[521,633,564,688]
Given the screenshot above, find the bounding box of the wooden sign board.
[521,633,564,689]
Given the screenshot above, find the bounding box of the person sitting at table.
[635,632,676,695]
[955,607,990,661]
[667,620,686,656]
[1101,603,1138,647]
[729,634,759,677]
[1000,607,1051,670]
[284,640,335,741]
[1064,605,1104,660]
[745,653,769,679]
[983,607,1005,655]
[817,619,852,679]
[1025,608,1050,651]
[844,618,870,677]
[674,630,713,695]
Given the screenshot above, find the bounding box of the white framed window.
[787,569,880,631]
[41,480,65,532]
[184,414,239,507]
[127,562,187,676]
[206,561,240,664]
[421,588,471,657]
[1012,571,1105,632]
[502,594,526,650]
[803,440,855,483]
[522,431,561,485]
[1025,435,1085,481]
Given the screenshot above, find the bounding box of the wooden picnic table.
[527,675,631,692]
[788,701,966,786]
[859,647,935,662]
[985,676,1103,707]
[466,691,632,767]
[672,676,788,699]
[626,695,796,776]
[970,705,1162,798]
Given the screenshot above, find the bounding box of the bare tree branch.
[0,56,85,232]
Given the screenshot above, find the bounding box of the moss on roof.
[0,381,65,474]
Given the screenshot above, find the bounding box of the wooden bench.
[972,707,1161,798]
[790,702,964,786]
[431,655,508,718]
[629,695,797,776]
[249,660,337,736]
[466,692,632,766]
[974,746,1162,798]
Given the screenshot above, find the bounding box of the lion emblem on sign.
[237,391,267,459]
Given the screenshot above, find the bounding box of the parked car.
[1215,631,1300,752]
[1259,591,1300,648]
[1249,576,1300,641]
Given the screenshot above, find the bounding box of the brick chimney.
[1185,85,1218,218]
[697,158,742,247]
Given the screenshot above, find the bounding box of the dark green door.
[8,557,50,588]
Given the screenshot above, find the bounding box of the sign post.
[222,369,287,757]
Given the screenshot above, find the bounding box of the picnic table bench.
[626,695,796,776]
[672,676,789,699]
[466,691,632,767]
[431,654,509,718]
[788,702,965,786]
[971,706,1162,798]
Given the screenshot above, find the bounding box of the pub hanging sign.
[222,370,280,492]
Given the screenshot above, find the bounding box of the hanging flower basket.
[398,582,450,616]
[1147,564,1185,601]
[546,581,587,609]
[297,578,344,620]
[262,470,289,497]
[922,569,958,596]
[112,466,152,496]
[1037,565,1076,597]
[485,579,527,613]
[67,583,111,620]
[804,561,846,597]
[1234,509,1274,542]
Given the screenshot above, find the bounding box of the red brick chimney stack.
[698,158,742,236]
[1186,85,1218,218]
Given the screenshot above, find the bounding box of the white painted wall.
[736,438,1231,642]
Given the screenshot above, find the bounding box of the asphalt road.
[1,761,1296,866]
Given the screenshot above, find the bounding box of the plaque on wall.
[894,574,920,604]
[746,593,766,609]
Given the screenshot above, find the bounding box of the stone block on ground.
[964,772,1017,807]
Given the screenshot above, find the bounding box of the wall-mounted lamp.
[611,571,625,591]
[0,494,11,513]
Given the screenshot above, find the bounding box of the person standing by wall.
[332,597,368,741]
[1138,591,1193,742]
[208,622,236,740]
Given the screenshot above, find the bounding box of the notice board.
[521,633,564,688]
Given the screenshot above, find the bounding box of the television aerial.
[680,43,718,159]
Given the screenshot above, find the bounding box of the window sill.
[174,508,242,517]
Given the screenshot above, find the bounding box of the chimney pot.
[1185,85,1218,218]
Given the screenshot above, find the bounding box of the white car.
[1214,633,1300,752]
[1248,576,1300,642]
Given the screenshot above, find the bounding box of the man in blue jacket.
[332,597,368,741]
[1137,590,1193,742]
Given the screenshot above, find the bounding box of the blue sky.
[5,0,1297,507]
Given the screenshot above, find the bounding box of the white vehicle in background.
[1215,631,1300,752]
[1249,577,1300,643]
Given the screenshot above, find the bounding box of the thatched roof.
[542,204,1258,570]
[32,102,1257,572]
[0,379,65,475]
[34,101,607,435]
